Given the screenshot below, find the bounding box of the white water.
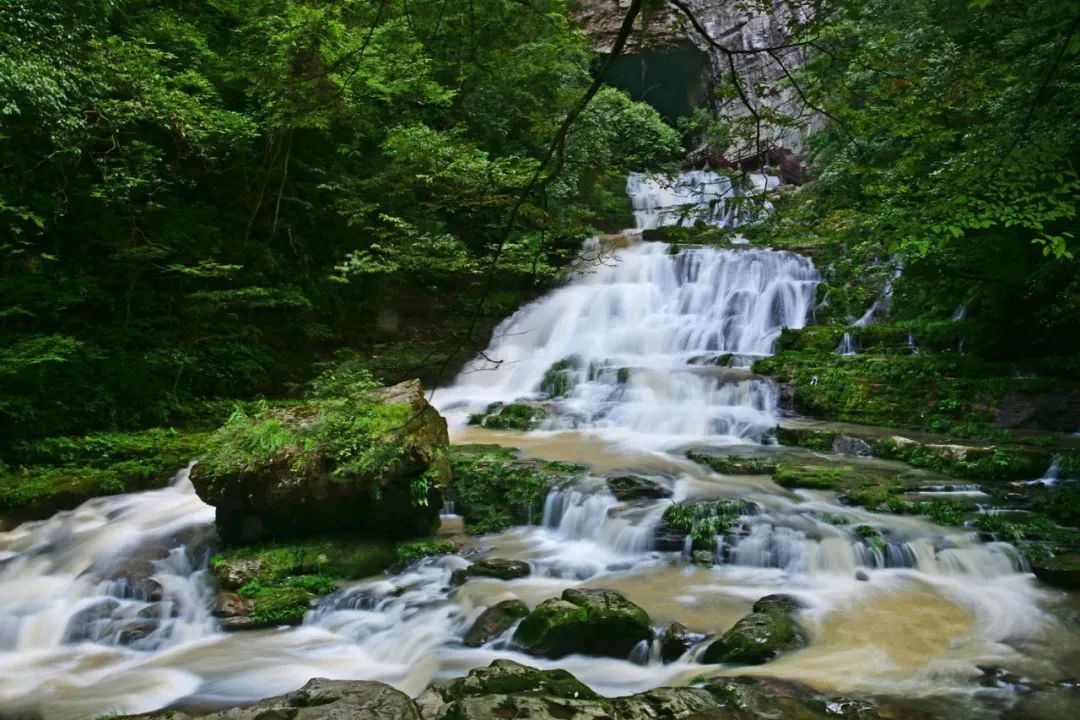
[0,173,1075,719]
[436,236,819,445]
[627,170,780,230]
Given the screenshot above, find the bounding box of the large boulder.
[702,594,808,665]
[463,599,530,647]
[606,474,673,501]
[416,661,907,720]
[1032,553,1080,589]
[513,588,652,659]
[122,678,420,720]
[191,380,450,544]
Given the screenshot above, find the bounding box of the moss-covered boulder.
[513,588,652,659]
[702,594,808,665]
[463,600,530,647]
[418,660,612,719]
[606,473,672,500]
[449,444,585,534]
[191,379,449,544]
[1031,553,1080,589]
[467,402,546,430]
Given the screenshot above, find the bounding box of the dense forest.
[1,1,1079,718]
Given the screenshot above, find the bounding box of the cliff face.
[577,0,816,178]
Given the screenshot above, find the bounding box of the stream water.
[1,172,1078,719]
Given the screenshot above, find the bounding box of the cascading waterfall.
[0,171,1073,720]
[437,242,819,442]
[626,170,780,230]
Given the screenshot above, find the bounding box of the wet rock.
[467,401,546,430]
[100,545,171,601]
[1032,553,1080,589]
[692,550,715,566]
[63,598,121,642]
[468,558,531,581]
[190,379,450,544]
[137,602,179,620]
[606,474,672,501]
[419,659,611,720]
[614,687,724,719]
[686,450,777,475]
[514,588,652,659]
[115,620,158,646]
[212,557,263,590]
[701,675,900,719]
[212,592,254,619]
[855,570,871,582]
[463,599,529,647]
[660,621,702,663]
[702,594,808,665]
[833,435,873,457]
[189,677,420,720]
[977,665,1037,692]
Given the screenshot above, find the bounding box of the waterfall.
[836,332,858,356]
[0,465,216,656]
[626,170,780,230]
[437,236,820,443]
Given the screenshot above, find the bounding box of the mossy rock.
[0,428,208,521]
[211,539,396,589]
[702,594,808,665]
[191,379,449,544]
[449,444,585,534]
[513,588,652,659]
[467,402,546,431]
[655,499,757,552]
[701,675,902,720]
[686,450,778,475]
[540,356,584,398]
[772,464,850,491]
[1031,553,1080,589]
[464,600,530,647]
[606,473,672,500]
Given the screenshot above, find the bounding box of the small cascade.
[1020,457,1062,487]
[542,487,657,555]
[626,170,780,230]
[0,465,216,655]
[710,520,1025,577]
[836,332,859,356]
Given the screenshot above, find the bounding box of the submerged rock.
[191,379,449,544]
[702,593,808,665]
[463,599,530,647]
[513,588,652,659]
[660,621,703,663]
[467,402,546,430]
[606,474,673,500]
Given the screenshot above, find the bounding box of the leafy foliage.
[0,0,678,442]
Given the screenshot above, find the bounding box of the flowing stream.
[1,172,1077,719]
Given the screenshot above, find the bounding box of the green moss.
[211,538,395,587]
[467,403,546,431]
[449,444,585,534]
[0,428,209,514]
[514,589,652,659]
[662,499,751,550]
[243,585,314,626]
[772,464,847,491]
[393,539,458,569]
[438,661,599,702]
[852,524,879,539]
[539,356,583,398]
[702,600,807,665]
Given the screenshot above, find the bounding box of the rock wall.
[578,0,819,180]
